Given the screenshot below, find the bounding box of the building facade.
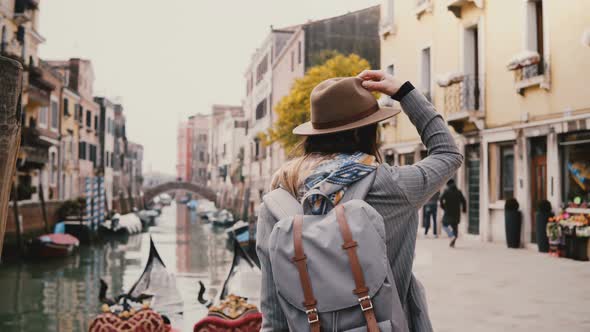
[126,141,143,198]
[189,114,210,185]
[95,97,116,209]
[112,104,127,199]
[379,0,590,246]
[207,105,246,210]
[49,59,101,196]
[176,120,191,182]
[58,85,80,200]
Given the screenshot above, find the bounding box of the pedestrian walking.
[256,71,463,332]
[440,179,466,248]
[422,192,440,237]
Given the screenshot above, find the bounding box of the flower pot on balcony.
[535,200,553,253]
[504,198,522,248]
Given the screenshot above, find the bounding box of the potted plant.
[546,221,563,256]
[504,198,522,248]
[535,200,553,252]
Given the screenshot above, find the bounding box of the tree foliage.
[266,52,372,154]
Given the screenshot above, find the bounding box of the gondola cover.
[193,294,262,332]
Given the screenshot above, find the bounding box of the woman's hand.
[357,70,404,96]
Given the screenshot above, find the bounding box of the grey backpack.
[263,172,409,332]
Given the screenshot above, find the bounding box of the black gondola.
[90,237,182,332]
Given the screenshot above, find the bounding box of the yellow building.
[379,0,590,246]
[59,86,81,200]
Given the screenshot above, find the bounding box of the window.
[562,132,590,209]
[526,0,545,76]
[76,105,82,123]
[39,106,48,127]
[63,98,69,116]
[297,41,302,64]
[79,142,87,160]
[256,54,268,84]
[94,115,98,131]
[291,51,294,72]
[51,100,58,130]
[500,145,515,200]
[401,153,414,166]
[105,152,109,168]
[255,98,267,120]
[199,151,205,162]
[86,110,91,128]
[421,47,431,101]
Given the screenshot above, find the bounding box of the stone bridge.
[143,181,216,203]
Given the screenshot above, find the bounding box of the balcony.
[27,64,55,106]
[441,74,485,133]
[513,61,550,94]
[507,51,550,94]
[19,126,50,169]
[447,0,484,18]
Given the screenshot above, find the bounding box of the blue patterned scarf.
[303,152,378,215]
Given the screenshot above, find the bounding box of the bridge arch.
[143,181,216,203]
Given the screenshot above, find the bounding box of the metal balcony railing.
[444,74,484,115]
[515,59,547,82]
[461,74,482,111]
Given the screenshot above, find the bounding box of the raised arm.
[359,70,464,208]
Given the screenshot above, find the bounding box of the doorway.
[466,144,480,235]
[529,136,547,243]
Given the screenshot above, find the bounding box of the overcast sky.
[39,0,380,175]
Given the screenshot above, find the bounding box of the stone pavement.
[412,235,590,332]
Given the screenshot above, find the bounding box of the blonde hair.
[270,154,335,198]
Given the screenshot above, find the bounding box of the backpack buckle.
[305,308,319,323]
[358,295,373,312]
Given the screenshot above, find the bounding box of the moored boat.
[27,233,79,258]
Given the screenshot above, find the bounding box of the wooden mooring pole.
[38,182,49,233]
[0,56,23,257]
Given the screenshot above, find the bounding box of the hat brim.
[292,106,401,136]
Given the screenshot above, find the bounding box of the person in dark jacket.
[440,179,466,248]
[422,192,440,237]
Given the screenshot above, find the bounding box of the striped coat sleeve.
[255,203,290,331]
[388,89,464,208]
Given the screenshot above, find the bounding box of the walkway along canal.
[0,200,237,332]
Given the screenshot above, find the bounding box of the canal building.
[95,97,117,211]
[378,0,590,246]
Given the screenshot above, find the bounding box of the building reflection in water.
[0,199,234,332]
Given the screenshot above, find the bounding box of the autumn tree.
[266,52,373,154]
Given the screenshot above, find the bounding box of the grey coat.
[256,89,464,331]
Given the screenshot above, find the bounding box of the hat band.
[312,103,379,130]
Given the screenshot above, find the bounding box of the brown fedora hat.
[293,77,400,136]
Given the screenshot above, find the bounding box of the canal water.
[0,201,236,332]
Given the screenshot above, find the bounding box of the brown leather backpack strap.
[335,205,380,332]
[292,215,321,332]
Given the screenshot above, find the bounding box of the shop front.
[546,131,590,261]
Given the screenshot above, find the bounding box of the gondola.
[193,240,262,331]
[89,237,182,332]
